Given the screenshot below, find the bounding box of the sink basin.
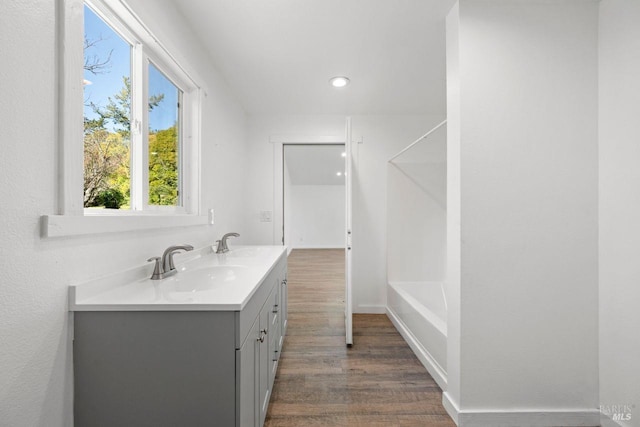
[223,247,275,262]
[70,245,288,310]
[225,247,264,257]
[163,265,248,293]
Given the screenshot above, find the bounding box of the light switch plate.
[260,211,272,222]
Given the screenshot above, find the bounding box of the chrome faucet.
[216,232,240,254]
[147,244,194,280]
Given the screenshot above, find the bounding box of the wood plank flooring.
[265,249,455,427]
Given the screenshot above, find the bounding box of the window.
[44,0,204,236]
[83,2,188,212]
[83,5,133,210]
[147,63,182,207]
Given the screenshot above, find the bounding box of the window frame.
[46,0,206,237]
[141,57,187,212]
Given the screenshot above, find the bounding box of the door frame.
[271,132,353,346]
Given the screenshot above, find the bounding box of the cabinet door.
[237,316,260,427]
[258,288,272,427]
[269,281,281,389]
[280,274,288,341]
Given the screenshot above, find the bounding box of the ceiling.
[284,145,346,186]
[173,0,456,115]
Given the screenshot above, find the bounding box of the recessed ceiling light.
[341,152,346,157]
[330,76,350,88]
[336,172,342,176]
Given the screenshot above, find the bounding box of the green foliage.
[96,188,125,209]
[89,76,164,140]
[149,93,165,112]
[148,126,179,205]
[84,74,132,208]
[83,38,170,208]
[83,129,129,207]
[90,76,131,139]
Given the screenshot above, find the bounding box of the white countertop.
[69,246,287,312]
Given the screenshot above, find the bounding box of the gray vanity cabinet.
[257,285,272,426]
[237,313,259,427]
[236,282,279,427]
[280,276,288,340]
[257,273,285,426]
[268,282,281,388]
[73,255,287,427]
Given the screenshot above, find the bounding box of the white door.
[345,117,353,346]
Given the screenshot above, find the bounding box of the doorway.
[283,144,346,251]
[272,119,354,346]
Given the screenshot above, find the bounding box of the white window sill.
[42,214,209,238]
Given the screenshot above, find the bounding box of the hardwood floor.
[265,249,455,427]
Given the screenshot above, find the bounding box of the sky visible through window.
[83,5,181,209]
[148,63,179,133]
[83,5,178,132]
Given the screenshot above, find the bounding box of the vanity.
[70,246,287,427]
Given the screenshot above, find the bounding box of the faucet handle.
[147,257,163,280]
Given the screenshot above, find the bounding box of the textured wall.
[0,1,247,425]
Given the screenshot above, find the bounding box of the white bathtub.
[387,281,447,390]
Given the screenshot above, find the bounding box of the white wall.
[599,1,640,426]
[445,1,462,413]
[287,185,345,249]
[244,115,344,245]
[244,114,444,313]
[446,1,599,425]
[0,1,247,425]
[387,132,447,283]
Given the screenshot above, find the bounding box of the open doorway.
[283,144,346,251]
[273,121,354,347]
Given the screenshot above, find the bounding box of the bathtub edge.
[386,305,448,390]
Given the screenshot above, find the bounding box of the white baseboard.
[354,304,386,314]
[600,412,627,427]
[442,394,600,427]
[386,306,447,390]
[443,392,460,425]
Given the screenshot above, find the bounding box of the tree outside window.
[83,4,181,210]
